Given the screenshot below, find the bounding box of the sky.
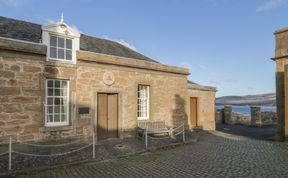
[0,0,286,97]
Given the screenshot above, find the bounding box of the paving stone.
[7,131,288,177]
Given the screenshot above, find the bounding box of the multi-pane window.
[46,79,69,126]
[49,35,72,61]
[137,85,149,120]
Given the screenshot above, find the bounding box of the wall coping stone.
[188,83,217,92]
[0,37,46,56]
[77,50,190,75]
[274,27,288,35]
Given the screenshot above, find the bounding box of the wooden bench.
[137,120,171,138]
[137,120,185,148]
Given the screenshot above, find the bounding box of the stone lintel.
[0,37,46,56]
[77,50,190,75]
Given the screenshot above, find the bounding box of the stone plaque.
[103,71,115,85]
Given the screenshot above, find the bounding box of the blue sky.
[0,0,286,96]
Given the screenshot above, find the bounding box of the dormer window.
[41,15,80,64]
[49,35,73,61]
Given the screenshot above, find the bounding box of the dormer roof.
[42,21,81,38]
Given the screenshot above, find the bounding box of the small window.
[49,35,73,61]
[137,85,149,120]
[45,79,69,126]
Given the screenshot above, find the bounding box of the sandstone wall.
[0,48,191,141]
[216,106,277,126]
[187,89,216,130]
[76,59,189,137]
[0,56,45,142]
[261,111,277,125]
[0,38,216,142]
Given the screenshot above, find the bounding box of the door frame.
[92,89,123,142]
[189,97,198,128]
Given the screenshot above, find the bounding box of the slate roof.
[0,16,157,63]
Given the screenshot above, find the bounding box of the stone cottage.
[0,15,216,142]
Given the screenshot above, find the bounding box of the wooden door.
[97,93,118,140]
[190,97,198,126]
[108,94,118,138]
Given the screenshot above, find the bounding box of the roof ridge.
[0,15,41,27]
[0,15,158,63]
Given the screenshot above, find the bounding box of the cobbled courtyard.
[9,131,288,178]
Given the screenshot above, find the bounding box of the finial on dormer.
[60,12,64,23]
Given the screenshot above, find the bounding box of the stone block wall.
[261,112,277,125]
[0,56,45,142]
[187,89,216,130]
[0,48,193,142]
[76,59,189,137]
[0,38,216,142]
[251,106,261,126]
[216,106,277,126]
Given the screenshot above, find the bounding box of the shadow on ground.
[216,123,276,141]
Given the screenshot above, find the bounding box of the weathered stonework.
[274,28,288,141]
[251,106,261,126]
[187,86,216,130]
[216,106,276,126]
[0,36,216,142]
[0,55,45,141]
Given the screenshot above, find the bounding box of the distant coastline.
[216,93,276,106]
[216,104,276,115]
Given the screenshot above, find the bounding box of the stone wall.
[274,28,288,141]
[261,112,277,125]
[0,55,45,142]
[0,42,194,142]
[187,89,216,130]
[0,38,216,142]
[216,106,277,126]
[216,106,250,125]
[76,54,189,137]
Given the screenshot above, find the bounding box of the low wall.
[216,106,277,126]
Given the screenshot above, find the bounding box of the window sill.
[46,60,76,67]
[40,125,73,132]
[137,118,149,121]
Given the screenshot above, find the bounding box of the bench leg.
[170,129,175,139]
[145,130,148,149]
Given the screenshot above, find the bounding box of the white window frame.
[137,85,150,120]
[48,34,74,62]
[45,79,69,127]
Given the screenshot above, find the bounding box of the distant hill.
[216,93,276,106]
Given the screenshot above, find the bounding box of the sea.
[215,105,276,116]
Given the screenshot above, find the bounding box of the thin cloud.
[180,62,192,71]
[256,0,288,12]
[0,0,24,7]
[209,75,238,85]
[102,35,138,51]
[46,19,55,24]
[71,24,83,33]
[205,0,237,7]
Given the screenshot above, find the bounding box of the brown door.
[97,93,118,140]
[190,97,198,126]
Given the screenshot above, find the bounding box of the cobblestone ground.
[10,131,288,178]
